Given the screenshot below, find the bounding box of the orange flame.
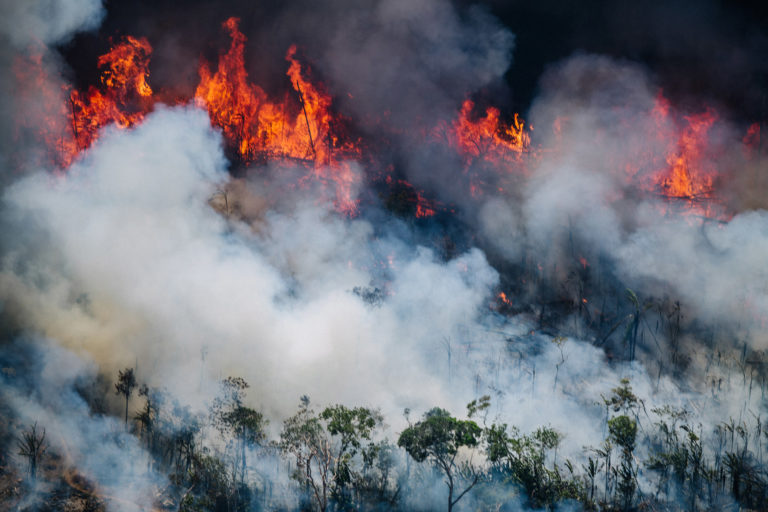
[67,36,154,161]
[436,99,531,197]
[383,176,438,218]
[195,18,361,214]
[619,93,725,218]
[497,292,513,308]
[640,94,717,200]
[449,99,530,163]
[97,36,153,99]
[194,17,267,161]
[657,106,717,199]
[28,20,753,223]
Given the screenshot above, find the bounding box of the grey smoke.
[0,0,104,48]
[312,0,514,130]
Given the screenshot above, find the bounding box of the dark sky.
[478,0,768,119]
[59,0,768,122]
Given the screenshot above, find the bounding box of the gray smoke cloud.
[310,0,514,130]
[2,99,762,501]
[0,0,104,48]
[473,53,768,360]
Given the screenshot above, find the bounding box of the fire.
[415,197,437,219]
[435,99,531,197]
[26,19,758,222]
[31,17,362,215]
[14,37,153,170]
[383,177,438,218]
[195,17,361,214]
[655,101,717,199]
[194,17,268,161]
[97,36,153,99]
[441,99,531,178]
[495,291,513,310]
[67,36,154,162]
[450,99,530,161]
[620,93,726,218]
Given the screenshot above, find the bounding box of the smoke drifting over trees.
[1,0,768,510]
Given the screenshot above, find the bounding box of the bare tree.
[17,422,46,480]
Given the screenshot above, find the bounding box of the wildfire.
[615,92,730,219]
[449,99,530,162]
[68,36,154,162]
[494,291,513,311]
[435,99,531,197]
[31,17,362,214]
[743,122,760,157]
[25,19,759,222]
[195,17,361,214]
[383,177,438,218]
[13,51,76,169]
[652,96,717,199]
[194,17,265,161]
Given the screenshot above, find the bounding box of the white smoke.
[1,105,502,422]
[474,54,768,352]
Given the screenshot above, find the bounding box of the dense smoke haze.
[1,0,768,510]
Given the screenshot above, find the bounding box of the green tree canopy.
[398,407,482,512]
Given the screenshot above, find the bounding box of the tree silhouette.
[115,367,137,426]
[17,422,46,480]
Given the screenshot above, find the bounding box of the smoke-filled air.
[1,0,767,511]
